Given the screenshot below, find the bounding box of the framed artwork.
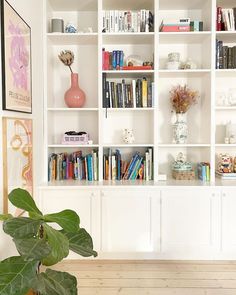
[2,117,33,214]
[1,0,32,113]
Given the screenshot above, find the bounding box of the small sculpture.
[123,128,135,144]
[217,153,232,173]
[172,152,192,171]
[65,23,77,33]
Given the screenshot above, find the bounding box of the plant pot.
[26,290,36,295]
[173,113,187,144]
[64,73,86,108]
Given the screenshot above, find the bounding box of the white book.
[132,80,136,108]
[145,152,149,181]
[148,148,153,180]
[108,149,112,181]
[92,151,97,181]
[230,9,235,31]
[152,82,155,107]
[105,11,110,32]
[110,10,115,33]
[118,11,123,32]
[102,11,106,32]
[145,10,149,32]
[137,11,141,32]
[112,155,116,180]
[114,10,119,32]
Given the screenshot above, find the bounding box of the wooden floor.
[53,260,236,295]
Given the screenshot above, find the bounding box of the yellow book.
[142,78,148,107]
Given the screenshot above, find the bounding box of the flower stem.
[69,65,73,74]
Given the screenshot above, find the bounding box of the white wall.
[0,0,43,259]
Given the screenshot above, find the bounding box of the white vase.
[173,113,187,144]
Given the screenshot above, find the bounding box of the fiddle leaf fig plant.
[0,188,97,295]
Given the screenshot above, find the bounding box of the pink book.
[161,25,190,32]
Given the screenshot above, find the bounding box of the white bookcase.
[43,0,236,186]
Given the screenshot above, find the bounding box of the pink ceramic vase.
[64,73,86,108]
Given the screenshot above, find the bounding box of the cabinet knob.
[101,192,105,197]
[212,193,215,197]
[222,193,226,197]
[91,192,94,197]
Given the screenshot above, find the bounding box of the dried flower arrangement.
[58,50,75,73]
[170,84,199,113]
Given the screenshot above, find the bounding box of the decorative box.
[61,132,89,145]
[172,170,195,180]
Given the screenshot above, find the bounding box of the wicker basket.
[172,170,195,180]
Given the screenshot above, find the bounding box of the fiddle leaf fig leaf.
[43,210,80,233]
[0,214,13,221]
[42,224,69,266]
[3,217,43,239]
[0,256,38,295]
[32,269,77,295]
[13,238,51,261]
[64,228,97,258]
[8,189,42,215]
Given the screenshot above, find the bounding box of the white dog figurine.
[123,128,135,144]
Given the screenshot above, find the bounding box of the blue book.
[87,155,92,181]
[112,50,117,69]
[116,149,121,180]
[120,50,124,68]
[127,153,140,179]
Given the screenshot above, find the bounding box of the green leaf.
[64,228,97,258]
[3,217,42,238]
[43,210,80,233]
[32,269,77,295]
[42,224,69,266]
[0,256,38,295]
[0,214,13,221]
[13,238,51,261]
[8,189,42,215]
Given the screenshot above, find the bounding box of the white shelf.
[159,69,211,74]
[47,33,98,45]
[103,70,155,75]
[215,106,236,111]
[215,144,236,148]
[159,31,211,44]
[47,108,98,111]
[48,144,99,148]
[102,32,154,44]
[158,144,211,148]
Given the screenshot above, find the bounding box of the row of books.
[216,40,236,69]
[102,75,154,108]
[103,149,153,181]
[216,7,236,31]
[160,19,203,32]
[103,49,124,70]
[197,162,210,182]
[102,10,154,33]
[48,151,98,182]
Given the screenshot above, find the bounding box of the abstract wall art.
[2,117,33,214]
[1,0,32,113]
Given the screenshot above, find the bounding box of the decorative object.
[226,121,236,143]
[0,188,97,295]
[62,131,89,145]
[217,153,233,173]
[1,0,32,113]
[59,50,86,108]
[51,18,64,33]
[2,117,33,214]
[126,55,143,67]
[172,152,195,180]
[166,52,180,70]
[123,128,135,144]
[170,84,199,143]
[228,88,236,106]
[65,22,77,33]
[182,58,197,70]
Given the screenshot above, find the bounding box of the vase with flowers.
[59,50,86,108]
[170,84,199,144]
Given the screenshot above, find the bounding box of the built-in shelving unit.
[43,0,236,186]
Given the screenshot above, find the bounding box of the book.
[142,78,148,107]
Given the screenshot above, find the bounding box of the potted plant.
[0,188,97,295]
[170,84,199,144]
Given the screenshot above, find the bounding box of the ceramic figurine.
[183,58,197,70]
[65,23,77,33]
[123,128,135,144]
[217,153,232,173]
[172,152,192,171]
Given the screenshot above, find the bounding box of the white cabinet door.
[38,188,100,255]
[160,188,219,259]
[101,189,160,255]
[221,189,236,257]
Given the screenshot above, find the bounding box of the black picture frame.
[1,0,32,113]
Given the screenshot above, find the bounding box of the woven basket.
[172,170,195,180]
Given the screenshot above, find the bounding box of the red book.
[216,7,222,31]
[161,25,190,32]
[68,162,73,179]
[121,65,152,71]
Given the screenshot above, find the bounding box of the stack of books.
[216,171,236,180]
[216,40,236,69]
[103,149,153,181]
[197,162,210,182]
[102,10,154,33]
[216,7,236,31]
[103,75,154,108]
[48,150,98,182]
[159,19,190,32]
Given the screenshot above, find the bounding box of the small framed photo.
[2,117,33,214]
[1,0,32,113]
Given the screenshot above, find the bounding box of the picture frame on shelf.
[2,117,33,214]
[1,0,32,113]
